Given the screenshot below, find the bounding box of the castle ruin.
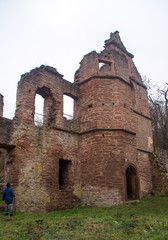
[0,32,154,212]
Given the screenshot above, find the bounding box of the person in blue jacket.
[2,183,15,216]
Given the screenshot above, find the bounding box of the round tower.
[75,32,153,205]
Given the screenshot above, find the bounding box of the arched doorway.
[125,165,140,201]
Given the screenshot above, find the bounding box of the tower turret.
[77,32,153,205]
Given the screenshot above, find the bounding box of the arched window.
[34,86,56,126]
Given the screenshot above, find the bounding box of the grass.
[0,196,168,239]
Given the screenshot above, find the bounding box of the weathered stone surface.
[0,94,3,117]
[150,148,168,195]
[0,32,155,212]
[0,117,15,149]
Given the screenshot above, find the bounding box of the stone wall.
[0,94,3,117]
[0,117,14,149]
[0,150,5,187]
[8,124,80,212]
[14,65,79,127]
[150,148,168,194]
[8,65,81,212]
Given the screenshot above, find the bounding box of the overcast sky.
[0,0,168,119]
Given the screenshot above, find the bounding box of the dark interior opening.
[88,104,93,108]
[130,81,136,105]
[126,165,137,200]
[59,159,72,190]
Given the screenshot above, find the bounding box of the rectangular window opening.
[34,94,44,126]
[63,95,74,120]
[98,60,111,72]
[88,104,93,108]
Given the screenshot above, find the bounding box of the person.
[2,183,15,216]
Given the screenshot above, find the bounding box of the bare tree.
[143,76,168,150]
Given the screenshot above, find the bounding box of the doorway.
[126,165,139,201]
[59,159,72,190]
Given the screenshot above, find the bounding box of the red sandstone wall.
[79,131,126,206]
[6,124,80,212]
[79,78,136,134]
[136,115,153,152]
[15,66,79,128]
[133,82,150,117]
[7,66,81,212]
[77,32,153,205]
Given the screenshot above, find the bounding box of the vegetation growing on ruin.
[0,197,168,240]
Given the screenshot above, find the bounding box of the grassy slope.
[0,197,168,240]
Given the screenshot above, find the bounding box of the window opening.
[98,60,111,71]
[63,95,74,120]
[99,62,106,69]
[34,94,44,126]
[59,159,72,190]
[88,104,93,108]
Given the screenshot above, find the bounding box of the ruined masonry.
[0,32,154,212]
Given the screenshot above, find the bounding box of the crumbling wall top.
[21,65,64,81]
[104,31,134,58]
[14,65,80,130]
[74,31,143,85]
